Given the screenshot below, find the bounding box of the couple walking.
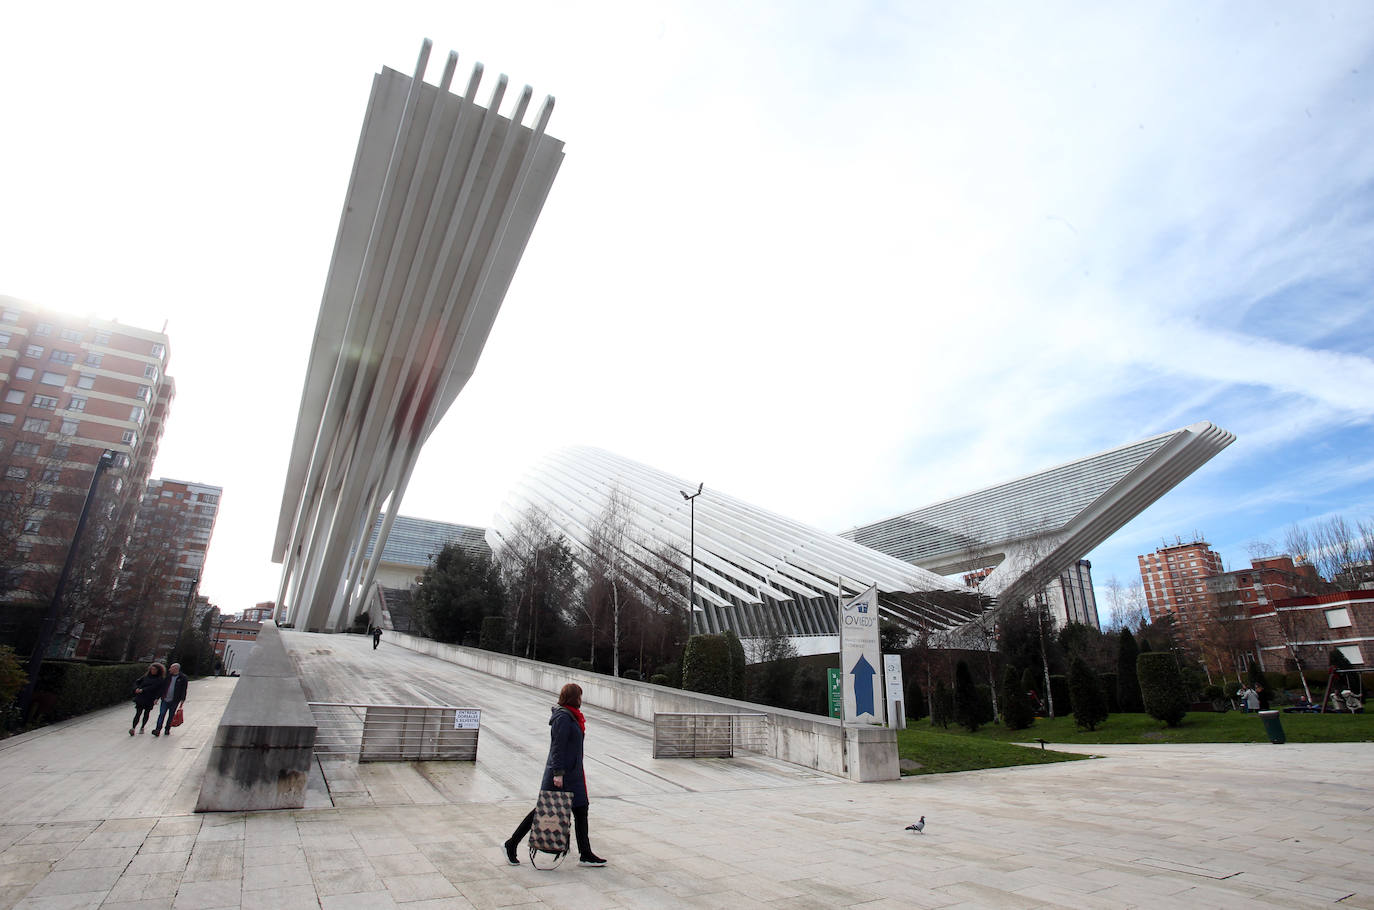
[130,662,189,736]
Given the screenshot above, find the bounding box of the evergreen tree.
[1137,652,1189,727]
[682,634,732,696]
[905,676,927,721]
[1000,665,1035,730]
[953,660,981,732]
[724,630,746,699]
[1116,628,1144,712]
[414,544,506,646]
[931,679,953,728]
[1069,656,1108,731]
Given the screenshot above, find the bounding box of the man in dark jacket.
[152,662,189,737]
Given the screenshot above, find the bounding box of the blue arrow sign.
[849,654,877,717]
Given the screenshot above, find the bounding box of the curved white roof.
[488,447,979,637]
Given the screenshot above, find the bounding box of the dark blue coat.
[132,674,167,709]
[539,706,587,807]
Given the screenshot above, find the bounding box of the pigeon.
[905,816,925,833]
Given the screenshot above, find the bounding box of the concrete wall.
[195,622,317,811]
[389,631,898,782]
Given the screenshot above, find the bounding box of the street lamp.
[680,482,703,636]
[15,449,117,722]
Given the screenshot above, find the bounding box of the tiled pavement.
[1,633,1371,908]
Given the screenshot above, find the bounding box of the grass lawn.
[895,709,1374,775]
[895,726,1090,775]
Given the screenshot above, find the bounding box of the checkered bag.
[528,788,573,869]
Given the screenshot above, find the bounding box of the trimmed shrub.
[1138,652,1189,727]
[1099,672,1120,714]
[953,661,981,732]
[1000,665,1035,731]
[568,658,583,669]
[724,631,746,699]
[0,645,27,708]
[930,680,953,728]
[622,669,641,681]
[682,635,731,697]
[649,674,669,686]
[349,611,370,634]
[32,661,146,722]
[974,684,996,726]
[905,676,927,721]
[1069,657,1108,731]
[1049,674,1070,716]
[478,616,505,652]
[1116,629,1143,712]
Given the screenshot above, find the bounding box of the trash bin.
[1258,709,1285,744]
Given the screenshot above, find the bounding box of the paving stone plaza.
[1,632,1371,909]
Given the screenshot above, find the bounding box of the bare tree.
[494,506,578,661]
[585,485,633,676]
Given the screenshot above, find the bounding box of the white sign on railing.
[454,708,481,730]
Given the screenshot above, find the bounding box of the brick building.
[1252,590,1374,671]
[1138,540,1226,638]
[1,297,175,656]
[116,477,223,660]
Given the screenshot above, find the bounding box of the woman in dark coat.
[502,683,607,867]
[130,663,167,735]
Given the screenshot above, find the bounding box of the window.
[25,344,43,358]
[130,405,145,423]
[1326,608,1353,629]
[15,541,32,557]
[136,384,150,401]
[15,366,34,381]
[151,342,165,359]
[94,331,111,346]
[51,444,70,459]
[40,371,66,386]
[1337,645,1364,666]
[41,468,60,484]
[60,420,79,436]
[49,350,75,365]
[33,491,52,506]
[67,396,86,411]
[23,519,41,535]
[0,331,10,346]
[83,352,102,367]
[1,309,18,323]
[0,413,15,425]
[4,391,22,404]
[76,374,95,390]
[5,466,28,480]
[34,323,52,336]
[32,395,58,410]
[59,328,82,342]
[121,430,137,445]
[13,441,40,457]
[143,363,158,380]
[21,417,48,432]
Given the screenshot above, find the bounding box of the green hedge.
[1137,653,1189,727]
[682,634,731,696]
[33,661,147,722]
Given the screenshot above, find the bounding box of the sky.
[2,1,1372,622]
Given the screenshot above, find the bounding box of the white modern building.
[274,42,564,632]
[489,447,986,651]
[842,422,1235,611]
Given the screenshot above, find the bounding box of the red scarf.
[565,705,586,733]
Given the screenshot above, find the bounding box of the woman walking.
[502,683,607,867]
[130,663,167,735]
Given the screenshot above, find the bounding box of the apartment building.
[1138,539,1225,629]
[0,297,174,616]
[120,477,223,660]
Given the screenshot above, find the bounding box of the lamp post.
[679,482,703,636]
[15,449,117,722]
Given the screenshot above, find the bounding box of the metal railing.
[652,712,768,759]
[307,703,481,762]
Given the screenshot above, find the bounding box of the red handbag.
[171,706,184,727]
